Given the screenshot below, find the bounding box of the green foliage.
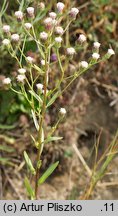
[24,177,35,199]
[24,151,36,175]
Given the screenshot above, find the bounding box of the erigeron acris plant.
[1,2,115,200]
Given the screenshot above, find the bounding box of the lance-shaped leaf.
[33,64,45,74]
[38,161,59,185]
[24,177,35,200]
[29,90,43,104]
[31,110,39,131]
[47,91,59,108]
[44,136,63,144]
[24,151,36,175]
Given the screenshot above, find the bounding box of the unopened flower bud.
[59,108,66,117]
[11,34,20,42]
[27,7,35,18]
[49,12,57,20]
[15,11,23,21]
[78,34,86,43]
[57,2,65,13]
[80,61,88,69]
[40,31,48,41]
[55,26,64,35]
[36,83,43,91]
[24,23,32,30]
[69,7,79,19]
[39,2,45,10]
[51,53,57,62]
[26,56,34,64]
[67,47,76,56]
[92,53,100,60]
[17,74,26,82]
[3,77,11,85]
[44,17,53,30]
[18,68,26,74]
[2,39,10,46]
[3,25,10,33]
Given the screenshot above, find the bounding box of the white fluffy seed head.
[55,36,63,43]
[57,2,65,13]
[11,34,20,42]
[2,39,10,46]
[69,7,79,19]
[67,47,76,56]
[27,7,35,17]
[26,56,34,64]
[40,31,48,41]
[59,108,66,116]
[15,11,23,20]
[107,48,115,56]
[17,74,26,82]
[3,77,11,85]
[49,12,57,19]
[92,53,100,60]
[80,61,88,69]
[41,59,45,66]
[93,42,101,49]
[36,83,43,91]
[3,25,10,33]
[18,68,26,74]
[55,26,64,35]
[78,34,86,43]
[24,23,32,29]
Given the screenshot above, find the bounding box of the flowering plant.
[1,1,115,199]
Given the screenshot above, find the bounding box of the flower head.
[93,42,101,49]
[55,36,63,43]
[57,2,65,13]
[80,61,88,69]
[49,12,57,20]
[67,47,76,56]
[27,7,35,17]
[41,59,45,66]
[78,34,86,43]
[51,53,57,62]
[2,39,10,46]
[26,56,34,64]
[3,25,10,33]
[39,2,45,10]
[3,77,11,85]
[24,23,32,30]
[107,48,115,56]
[11,34,20,42]
[92,53,100,60]
[59,108,66,117]
[15,11,23,21]
[40,31,48,41]
[69,7,79,19]
[18,68,26,74]
[36,83,43,91]
[55,26,64,35]
[44,17,53,30]
[17,74,26,82]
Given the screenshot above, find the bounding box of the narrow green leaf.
[24,177,34,199]
[47,92,59,107]
[38,161,59,185]
[33,64,44,74]
[44,136,63,144]
[0,145,14,152]
[29,90,43,104]
[31,110,39,131]
[24,151,36,175]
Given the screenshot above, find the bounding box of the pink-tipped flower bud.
[49,12,57,20]
[27,7,35,17]
[67,47,76,56]
[69,7,79,19]
[15,11,23,21]
[3,77,11,85]
[55,26,64,35]
[17,74,26,82]
[11,34,20,42]
[2,39,10,46]
[3,25,10,33]
[18,68,26,74]
[24,23,32,30]
[80,61,88,69]
[44,17,53,30]
[40,31,48,41]
[78,34,86,43]
[57,2,65,13]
